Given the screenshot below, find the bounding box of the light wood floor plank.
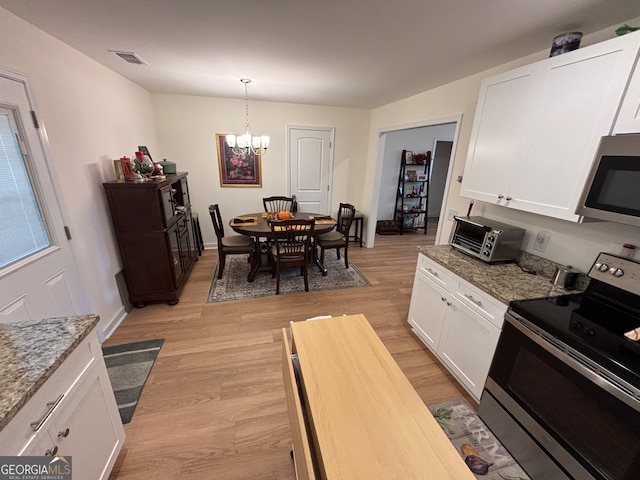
[107,230,475,479]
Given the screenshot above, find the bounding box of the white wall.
[0,8,158,338]
[152,94,371,247]
[365,22,640,273]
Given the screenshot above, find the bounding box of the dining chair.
[269,218,315,295]
[316,203,356,269]
[209,204,255,279]
[263,196,295,213]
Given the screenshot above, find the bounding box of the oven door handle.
[506,312,640,413]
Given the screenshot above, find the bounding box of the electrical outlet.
[534,230,549,253]
[447,209,458,221]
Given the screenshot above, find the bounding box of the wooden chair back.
[209,204,225,246]
[263,196,295,213]
[336,203,356,236]
[270,218,315,263]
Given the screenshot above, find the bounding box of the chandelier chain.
[244,81,251,132]
[226,78,269,155]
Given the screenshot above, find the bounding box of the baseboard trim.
[98,307,127,342]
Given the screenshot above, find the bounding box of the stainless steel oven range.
[479,252,640,480]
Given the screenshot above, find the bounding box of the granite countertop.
[418,245,588,305]
[0,314,100,431]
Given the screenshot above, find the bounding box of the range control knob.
[485,243,493,249]
[487,236,495,242]
[609,267,624,277]
[597,263,609,272]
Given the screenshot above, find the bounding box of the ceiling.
[2,0,640,109]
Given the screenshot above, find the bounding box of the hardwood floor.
[106,231,474,480]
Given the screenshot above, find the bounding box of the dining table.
[229,212,337,282]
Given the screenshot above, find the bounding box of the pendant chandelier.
[226,78,270,156]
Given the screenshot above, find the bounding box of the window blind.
[0,109,50,270]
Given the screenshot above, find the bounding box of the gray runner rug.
[102,339,164,424]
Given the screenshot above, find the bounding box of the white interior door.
[288,126,334,214]
[0,71,90,322]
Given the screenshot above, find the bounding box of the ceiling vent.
[109,50,148,65]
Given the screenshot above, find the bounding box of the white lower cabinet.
[1,329,125,479]
[437,295,502,399]
[408,254,506,401]
[408,271,449,350]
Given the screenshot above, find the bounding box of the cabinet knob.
[45,446,58,456]
[505,196,513,201]
[441,297,446,302]
[497,194,504,199]
[446,301,452,307]
[58,428,70,438]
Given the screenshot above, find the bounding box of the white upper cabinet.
[614,57,640,134]
[461,32,640,222]
[461,63,540,205]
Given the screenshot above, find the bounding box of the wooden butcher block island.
[282,314,475,480]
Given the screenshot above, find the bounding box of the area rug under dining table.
[207,250,371,302]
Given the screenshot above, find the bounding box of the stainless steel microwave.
[449,216,525,263]
[576,134,640,227]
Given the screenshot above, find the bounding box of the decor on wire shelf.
[216,133,262,187]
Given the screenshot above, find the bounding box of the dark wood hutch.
[103,172,197,307]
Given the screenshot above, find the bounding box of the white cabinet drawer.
[455,280,507,328]
[416,254,452,289]
[0,332,96,454]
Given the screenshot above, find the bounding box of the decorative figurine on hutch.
[133,151,154,181]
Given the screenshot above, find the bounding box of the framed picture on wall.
[216,133,262,187]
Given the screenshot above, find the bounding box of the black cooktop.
[509,287,640,390]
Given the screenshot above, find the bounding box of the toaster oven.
[449,216,525,263]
